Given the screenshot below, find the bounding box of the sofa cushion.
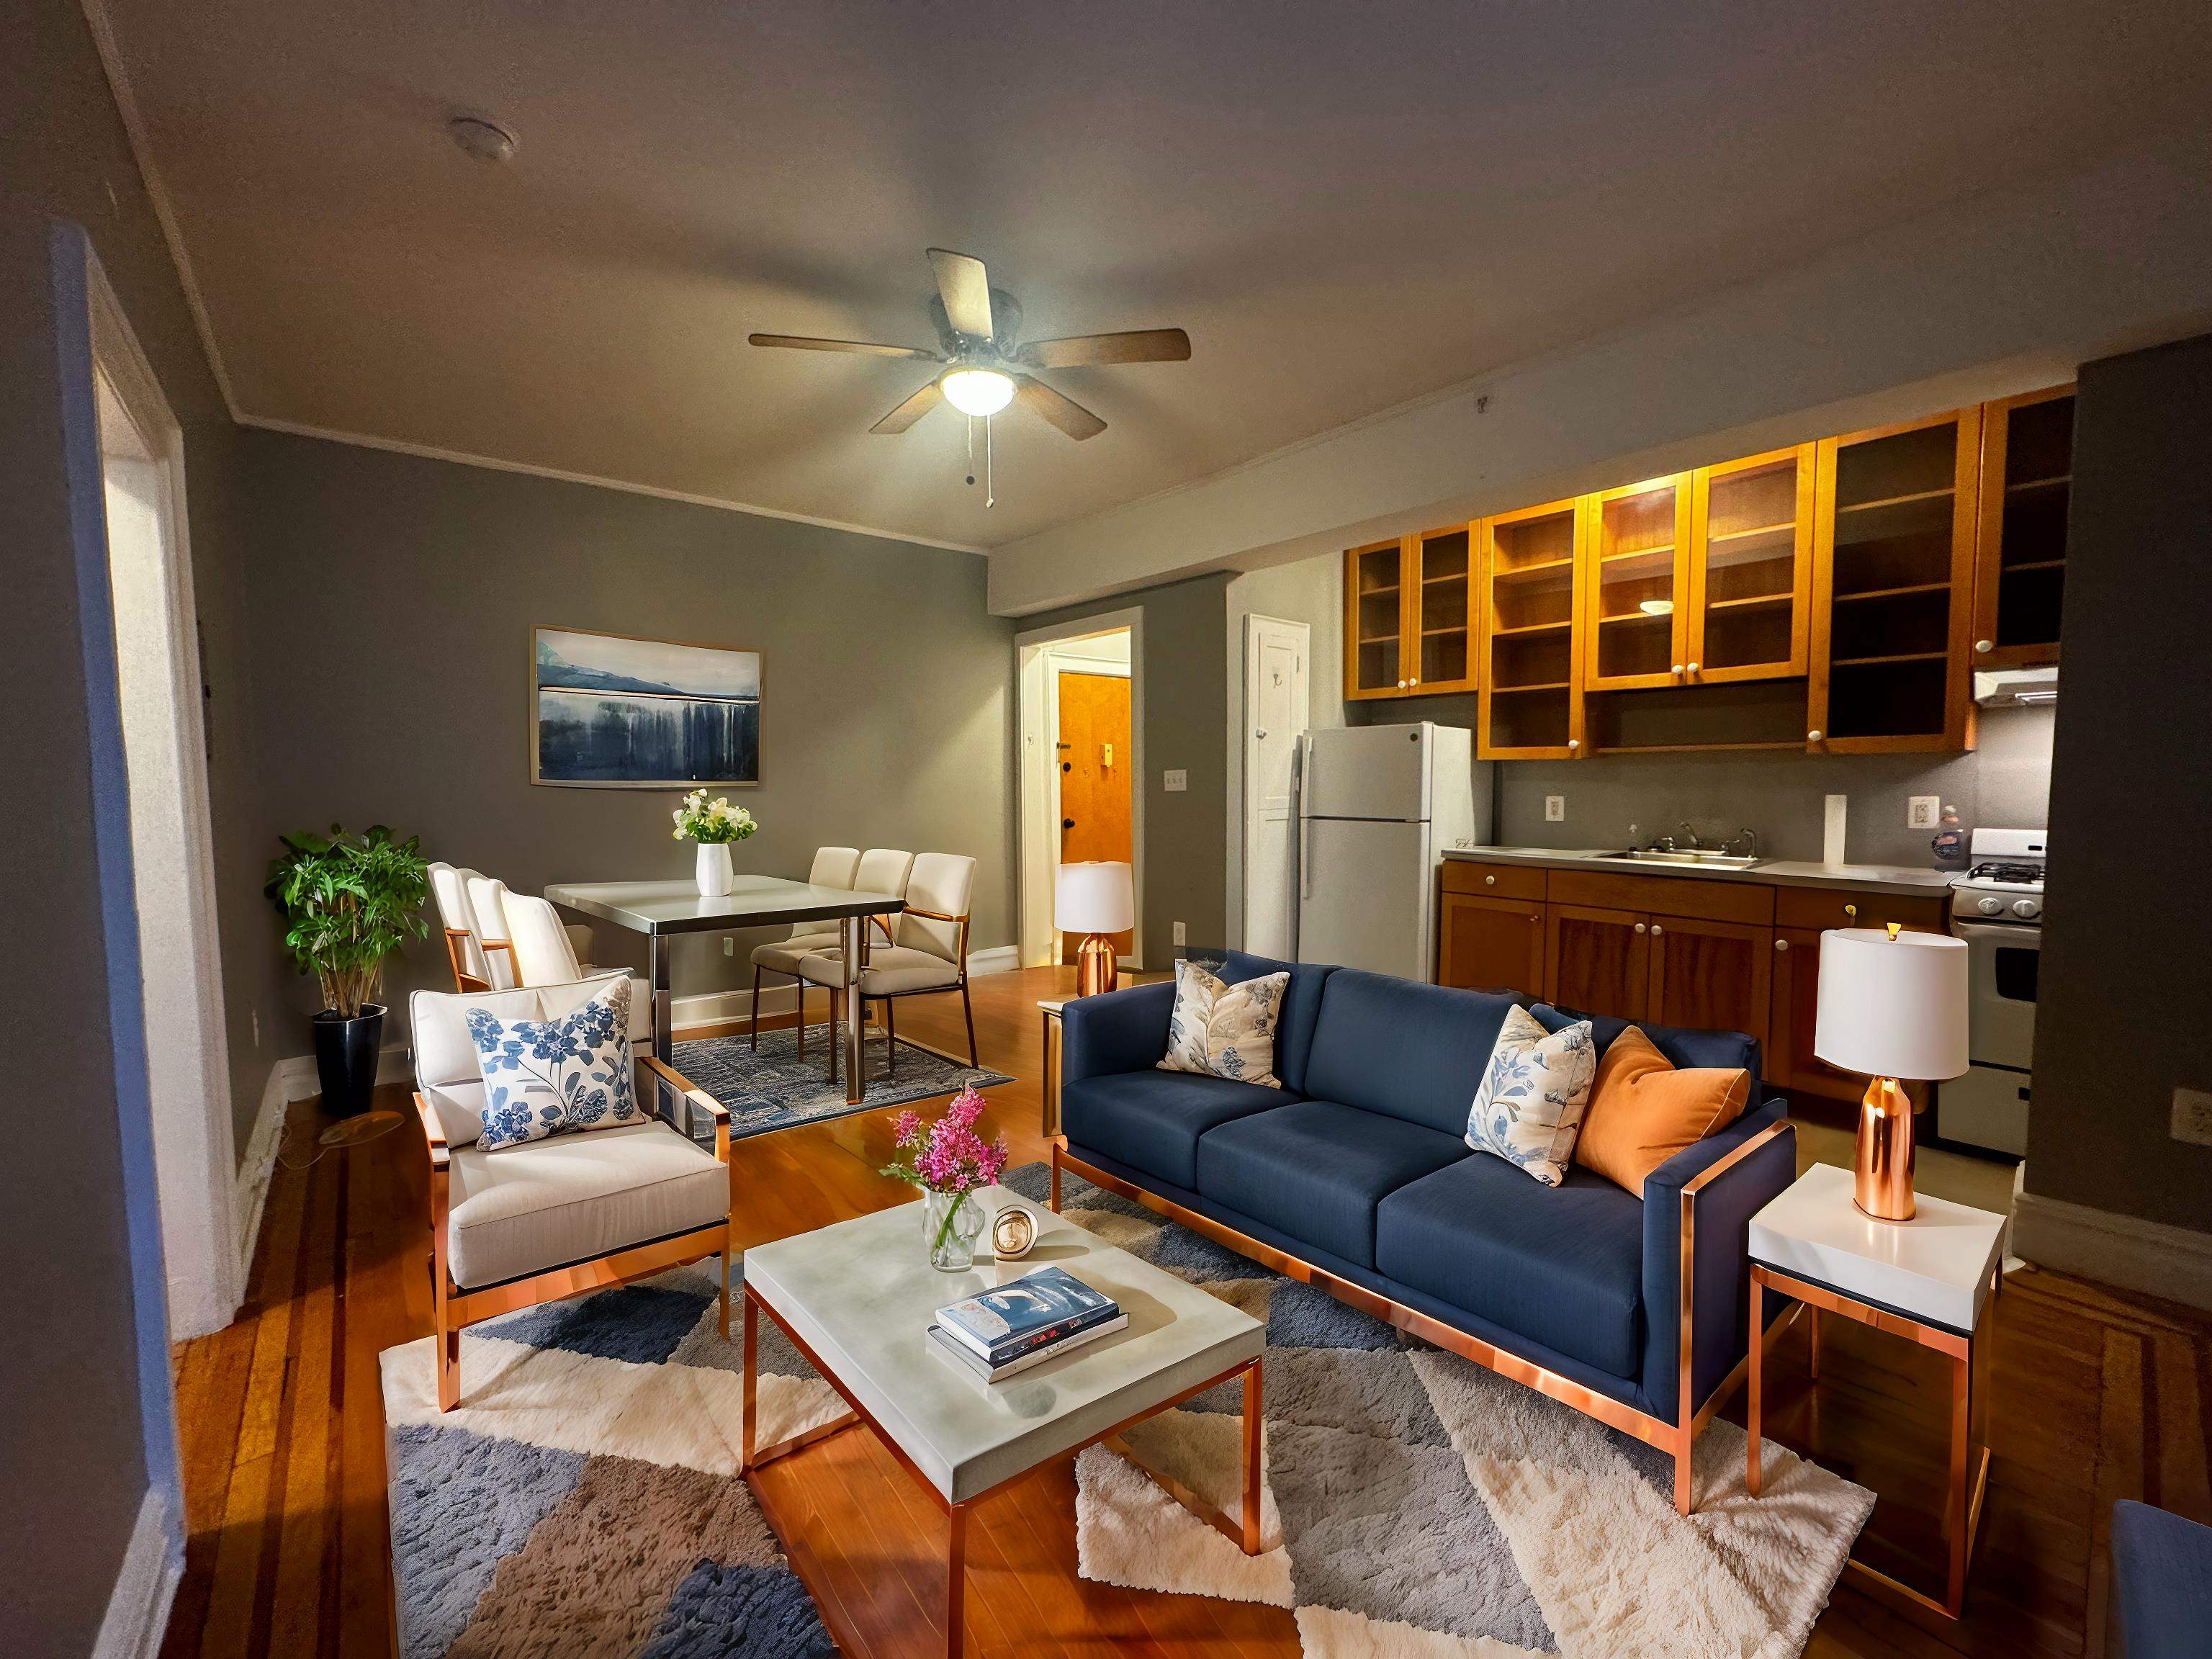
[1575,1026,1752,1197]
[1199,950,1335,1094]
[1195,1099,1468,1269]
[1062,1070,1292,1191]
[1531,1002,1762,1082]
[1376,1152,1647,1379]
[1303,971,1524,1136]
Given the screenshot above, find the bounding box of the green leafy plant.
[265,824,432,1017]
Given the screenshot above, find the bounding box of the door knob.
[1062,817,1076,830]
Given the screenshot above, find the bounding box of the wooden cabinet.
[1543,905,1650,1020]
[1647,915,1772,1043]
[1686,446,1814,683]
[1583,475,1690,691]
[1973,385,2073,670]
[1439,892,1547,995]
[1768,888,1948,1105]
[1343,526,1479,700]
[1476,498,1586,758]
[1809,409,1981,753]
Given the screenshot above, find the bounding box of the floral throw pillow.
[1156,960,1289,1088]
[465,977,639,1151]
[1465,1004,1597,1186]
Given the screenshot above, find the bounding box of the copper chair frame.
[1050,1121,1792,1517]
[750,912,898,1059]
[413,1053,733,1411]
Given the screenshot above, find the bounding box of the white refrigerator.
[1293,723,1488,980]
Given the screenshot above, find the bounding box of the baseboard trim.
[671,983,798,1028]
[2012,1190,2212,1312]
[233,1060,288,1290]
[93,1485,180,1659]
[966,945,1021,976]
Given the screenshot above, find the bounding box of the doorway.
[1016,613,1143,969]
[1242,615,1311,958]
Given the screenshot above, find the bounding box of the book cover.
[936,1267,1120,1364]
[927,1315,1128,1382]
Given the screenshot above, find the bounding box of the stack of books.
[929,1267,1125,1382]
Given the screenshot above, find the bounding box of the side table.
[1038,997,1066,1138]
[1745,1162,2006,1622]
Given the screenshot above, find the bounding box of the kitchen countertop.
[1441,845,1956,899]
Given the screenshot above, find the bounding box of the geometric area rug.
[1008,1164,1877,1659]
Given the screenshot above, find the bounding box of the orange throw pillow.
[1574,1027,1750,1197]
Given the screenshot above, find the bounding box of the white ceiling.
[101,0,2212,549]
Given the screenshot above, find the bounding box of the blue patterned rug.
[670,1022,1012,1141]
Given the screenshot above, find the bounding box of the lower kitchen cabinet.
[1646,914,1773,1038]
[1438,891,1547,995]
[1543,905,1650,1020]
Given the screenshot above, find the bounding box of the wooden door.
[1439,893,1545,994]
[1542,904,1648,1021]
[1344,537,1413,698]
[1057,670,1133,957]
[1409,525,1476,694]
[1584,476,1689,691]
[1809,408,1981,753]
[1686,446,1813,683]
[1973,385,2073,670]
[1647,915,1773,1045]
[1477,498,1586,759]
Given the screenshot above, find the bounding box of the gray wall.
[230,428,1017,1114]
[1028,575,1233,964]
[2026,333,2212,1235]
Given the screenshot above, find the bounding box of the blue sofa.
[2111,1500,2212,1656]
[1051,950,1797,1514]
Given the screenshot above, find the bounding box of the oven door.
[1951,920,2039,1069]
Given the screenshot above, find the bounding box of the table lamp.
[1056,860,1133,997]
[1814,925,1970,1221]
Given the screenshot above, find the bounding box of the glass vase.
[924,1188,985,1272]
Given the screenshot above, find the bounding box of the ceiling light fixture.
[939,366,1015,418]
[448,114,518,162]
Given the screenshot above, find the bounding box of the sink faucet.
[1727,826,1761,859]
[1676,820,1702,851]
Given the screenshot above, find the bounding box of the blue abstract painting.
[532,626,760,788]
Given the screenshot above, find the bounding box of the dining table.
[545,876,906,1105]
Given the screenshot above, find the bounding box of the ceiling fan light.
[940,367,1015,418]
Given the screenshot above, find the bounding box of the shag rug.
[1003,1164,1877,1659]
[381,1256,849,1659]
[671,1021,1012,1140]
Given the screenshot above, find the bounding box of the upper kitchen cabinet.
[1477,497,1586,759]
[1973,385,2074,669]
[1809,408,1980,752]
[1341,526,1479,699]
[1583,476,1691,691]
[1685,445,1814,683]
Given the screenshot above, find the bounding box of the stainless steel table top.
[546,876,904,935]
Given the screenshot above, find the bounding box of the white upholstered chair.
[429,863,495,992]
[747,845,864,1053]
[464,875,521,989]
[503,891,652,1042]
[799,850,977,1083]
[775,847,912,1054]
[409,971,731,1411]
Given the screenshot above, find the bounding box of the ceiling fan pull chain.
[985,413,996,508]
[965,415,976,487]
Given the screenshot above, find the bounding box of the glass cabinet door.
[1345,537,1410,698]
[1686,446,1812,683]
[1586,477,1688,690]
[1411,526,1474,694]
[1478,499,1583,758]
[1972,386,2072,670]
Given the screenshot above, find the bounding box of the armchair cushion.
[797,945,961,994]
[752,931,840,974]
[466,976,640,1151]
[446,1120,729,1289]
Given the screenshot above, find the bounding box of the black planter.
[313,1004,386,1117]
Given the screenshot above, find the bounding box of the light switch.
[1164,768,1187,793]
[2174,1087,2212,1147]
[1172,921,1187,947]
[1545,795,1565,823]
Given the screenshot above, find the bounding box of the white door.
[1302,723,1433,822]
[1298,817,1434,979]
[1244,616,1310,958]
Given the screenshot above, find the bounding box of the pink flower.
[878,1092,1008,1197]
[891,1110,922,1148]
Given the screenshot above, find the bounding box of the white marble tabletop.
[1748,1163,2007,1333]
[547,875,904,935]
[744,1184,1263,1502]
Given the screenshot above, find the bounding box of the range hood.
[1974,666,2058,707]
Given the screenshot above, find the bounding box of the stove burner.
[1966,860,2043,884]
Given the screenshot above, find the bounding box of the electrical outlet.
[2173,1087,2212,1147]
[1164,768,1188,793]
[1172,921,1187,947]
[1545,795,1566,823]
[1907,796,1941,830]
[724,937,734,956]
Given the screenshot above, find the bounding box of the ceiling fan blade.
[926,248,995,340]
[1020,328,1191,369]
[1015,375,1107,441]
[870,379,943,434]
[747,333,939,361]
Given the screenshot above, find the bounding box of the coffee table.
[740,1185,1266,1657]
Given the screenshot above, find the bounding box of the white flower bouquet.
[672,788,757,845]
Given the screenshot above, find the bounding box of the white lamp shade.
[1056,860,1134,933]
[1813,928,1970,1081]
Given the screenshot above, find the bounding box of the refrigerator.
[1293,723,1489,980]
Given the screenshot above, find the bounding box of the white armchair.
[799,851,977,1084]
[409,971,731,1411]
[428,863,496,992]
[503,891,652,1042]
[752,846,907,1056]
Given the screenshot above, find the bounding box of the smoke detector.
[448,114,518,162]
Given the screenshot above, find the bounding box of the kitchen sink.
[1591,850,1762,870]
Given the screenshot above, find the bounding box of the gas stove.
[1948,828,2046,924]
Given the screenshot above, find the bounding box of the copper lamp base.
[1853,1075,1917,1221]
[1073,932,1119,998]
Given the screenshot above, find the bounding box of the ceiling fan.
[748,248,1190,476]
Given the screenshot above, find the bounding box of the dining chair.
[409,971,729,1411]
[464,875,521,990]
[504,891,652,1043]
[774,847,913,1055]
[429,862,495,992]
[747,845,862,1053]
[799,851,977,1084]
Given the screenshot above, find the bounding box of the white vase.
[695,842,734,898]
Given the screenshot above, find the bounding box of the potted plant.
[881,1087,1010,1270]
[266,824,431,1116]
[672,788,757,896]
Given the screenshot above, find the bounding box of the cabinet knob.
[1484,873,1496,886]
[1634,922,1647,934]
[1410,676,1419,686]
[1568,738,1580,750]
[1397,678,1407,688]
[1686,661,1700,674]
[1975,639,1995,654]
[1651,923,1665,936]
[1529,915,1541,925]
[1807,729,1823,742]
[1775,938,1789,952]
[1672,663,1684,675]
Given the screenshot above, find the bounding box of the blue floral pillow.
[465,977,639,1151]
[1465,1004,1596,1186]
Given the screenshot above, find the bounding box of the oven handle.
[1949,920,2042,945]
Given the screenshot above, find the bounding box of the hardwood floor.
[162,965,2211,1659]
